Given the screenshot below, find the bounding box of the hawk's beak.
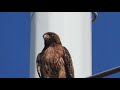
[43,34,50,40]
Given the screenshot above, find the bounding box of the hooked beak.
[43,34,50,40]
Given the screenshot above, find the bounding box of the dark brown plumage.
[36,32,74,78]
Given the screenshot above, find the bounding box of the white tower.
[30,12,92,78]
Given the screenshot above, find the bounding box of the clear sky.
[0,12,120,78]
[0,12,30,78]
[93,12,120,78]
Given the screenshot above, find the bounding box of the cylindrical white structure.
[30,12,92,78]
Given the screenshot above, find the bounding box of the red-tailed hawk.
[36,32,74,78]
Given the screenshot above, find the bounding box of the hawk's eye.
[48,33,52,36]
[49,33,54,37]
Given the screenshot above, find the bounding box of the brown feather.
[36,32,74,78]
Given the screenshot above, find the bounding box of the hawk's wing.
[36,53,42,78]
[63,47,74,78]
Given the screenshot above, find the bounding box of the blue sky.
[93,12,120,78]
[0,12,30,78]
[0,12,120,78]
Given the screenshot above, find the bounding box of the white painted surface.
[30,12,92,78]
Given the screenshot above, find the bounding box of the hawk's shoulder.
[62,46,74,78]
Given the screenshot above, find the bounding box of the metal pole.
[30,12,92,78]
[88,66,120,78]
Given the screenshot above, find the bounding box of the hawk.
[36,32,74,78]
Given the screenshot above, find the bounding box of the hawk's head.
[43,32,62,46]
